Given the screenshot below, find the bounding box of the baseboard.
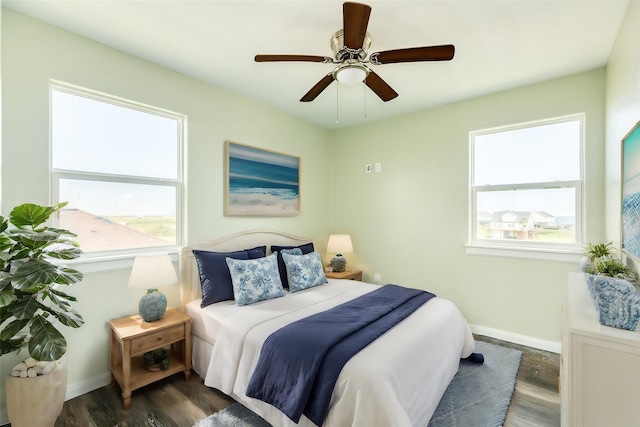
[471,324,561,354]
[65,371,112,401]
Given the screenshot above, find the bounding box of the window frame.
[50,81,184,262]
[467,114,585,260]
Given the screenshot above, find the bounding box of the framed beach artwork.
[622,121,640,261]
[224,141,300,216]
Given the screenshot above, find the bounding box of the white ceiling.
[4,0,630,129]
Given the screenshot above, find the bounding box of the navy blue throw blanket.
[246,284,436,425]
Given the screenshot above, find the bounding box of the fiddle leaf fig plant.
[0,202,84,362]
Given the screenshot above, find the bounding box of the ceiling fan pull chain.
[363,83,367,118]
[336,82,340,125]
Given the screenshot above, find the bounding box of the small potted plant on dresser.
[0,202,84,427]
[582,241,640,331]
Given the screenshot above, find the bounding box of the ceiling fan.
[254,2,455,103]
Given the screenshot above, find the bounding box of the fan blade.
[343,2,371,49]
[255,54,330,63]
[371,45,455,64]
[365,71,398,102]
[300,74,335,102]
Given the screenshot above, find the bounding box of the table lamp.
[327,234,353,273]
[128,254,178,322]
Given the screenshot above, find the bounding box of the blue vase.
[139,289,167,322]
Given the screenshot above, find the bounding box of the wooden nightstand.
[326,270,363,281]
[109,308,192,409]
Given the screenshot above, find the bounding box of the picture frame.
[224,141,300,216]
[621,121,640,261]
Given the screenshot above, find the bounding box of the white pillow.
[282,251,328,293]
[226,252,285,306]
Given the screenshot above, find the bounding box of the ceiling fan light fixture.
[334,64,369,85]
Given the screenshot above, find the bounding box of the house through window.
[50,82,184,255]
[470,115,583,252]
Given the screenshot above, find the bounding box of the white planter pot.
[5,358,67,427]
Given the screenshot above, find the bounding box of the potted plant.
[581,241,617,272]
[144,348,170,371]
[0,202,84,427]
[587,256,638,284]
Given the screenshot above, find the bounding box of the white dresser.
[561,273,640,426]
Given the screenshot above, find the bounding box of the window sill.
[465,243,582,262]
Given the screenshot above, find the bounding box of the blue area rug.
[428,341,522,427]
[193,340,521,427]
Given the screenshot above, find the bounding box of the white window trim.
[49,80,185,269]
[467,114,585,260]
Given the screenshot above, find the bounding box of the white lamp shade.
[327,234,354,254]
[128,254,178,290]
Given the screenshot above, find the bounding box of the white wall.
[329,69,606,347]
[0,8,331,424]
[605,1,640,255]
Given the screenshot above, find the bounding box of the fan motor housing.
[331,29,371,62]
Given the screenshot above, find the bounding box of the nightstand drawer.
[130,325,184,355]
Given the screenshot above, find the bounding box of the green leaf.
[45,247,83,260]
[47,307,84,328]
[12,259,60,291]
[9,202,67,229]
[48,287,78,303]
[55,267,84,285]
[0,235,13,252]
[1,337,27,356]
[43,226,78,238]
[0,318,30,341]
[0,288,16,307]
[0,305,12,324]
[28,315,67,361]
[11,295,40,320]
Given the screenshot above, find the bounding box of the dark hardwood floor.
[46,335,560,427]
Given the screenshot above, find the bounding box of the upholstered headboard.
[180,229,314,308]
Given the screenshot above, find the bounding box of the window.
[469,115,583,255]
[51,82,183,255]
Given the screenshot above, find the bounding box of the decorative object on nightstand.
[327,234,353,273]
[128,254,178,322]
[143,348,170,371]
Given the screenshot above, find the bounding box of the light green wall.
[330,69,606,343]
[605,1,640,255]
[0,8,331,422]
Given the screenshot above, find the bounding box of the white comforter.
[204,280,475,427]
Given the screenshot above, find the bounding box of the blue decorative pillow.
[281,248,303,256]
[226,252,285,306]
[282,251,328,293]
[271,243,315,288]
[193,249,249,307]
[246,245,267,259]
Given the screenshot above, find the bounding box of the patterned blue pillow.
[282,251,328,293]
[226,252,285,306]
[281,248,303,256]
[271,242,315,288]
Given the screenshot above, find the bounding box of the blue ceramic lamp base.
[139,289,167,322]
[330,254,347,272]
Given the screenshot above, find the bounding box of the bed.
[180,230,475,427]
